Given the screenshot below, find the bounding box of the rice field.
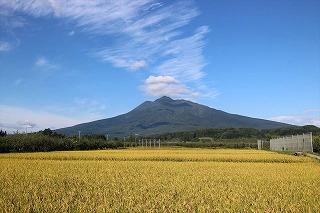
[0,149,319,212]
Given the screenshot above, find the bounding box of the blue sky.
[0,0,319,133]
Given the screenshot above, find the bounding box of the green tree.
[42,128,53,136]
[0,130,7,137]
[313,135,320,153]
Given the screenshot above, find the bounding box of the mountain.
[55,96,292,137]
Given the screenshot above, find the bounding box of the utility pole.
[22,120,32,136]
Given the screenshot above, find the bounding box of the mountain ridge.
[55,96,292,137]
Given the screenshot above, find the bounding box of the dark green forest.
[0,125,319,153]
[153,125,320,141]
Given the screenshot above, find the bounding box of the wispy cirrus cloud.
[0,41,13,52]
[0,10,23,52]
[13,78,23,86]
[67,30,75,36]
[34,56,59,71]
[155,26,209,82]
[94,1,201,73]
[130,60,148,71]
[1,0,214,100]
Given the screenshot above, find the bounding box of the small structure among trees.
[257,140,269,150]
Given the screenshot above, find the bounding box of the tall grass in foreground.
[0,149,319,212]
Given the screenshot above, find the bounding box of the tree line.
[141,125,320,152]
[147,125,319,141]
[0,125,319,153]
[0,129,125,153]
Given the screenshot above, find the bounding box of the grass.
[0,148,319,212]
[308,151,320,156]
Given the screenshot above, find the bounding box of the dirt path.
[306,153,320,160]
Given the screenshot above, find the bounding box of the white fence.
[270,133,313,152]
[257,140,268,150]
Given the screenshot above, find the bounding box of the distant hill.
[55,96,292,137]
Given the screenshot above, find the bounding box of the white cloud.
[105,59,148,71]
[1,0,156,33]
[1,0,215,100]
[72,98,107,119]
[0,41,12,52]
[95,1,201,74]
[0,99,108,133]
[301,109,320,114]
[0,33,21,52]
[270,110,320,127]
[34,56,59,70]
[155,26,209,82]
[0,8,23,52]
[35,56,48,67]
[0,105,83,133]
[140,75,199,98]
[130,60,147,70]
[145,75,179,84]
[0,0,54,17]
[13,78,23,86]
[67,30,75,36]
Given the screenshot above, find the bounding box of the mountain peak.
[155,96,173,103]
[55,97,292,136]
